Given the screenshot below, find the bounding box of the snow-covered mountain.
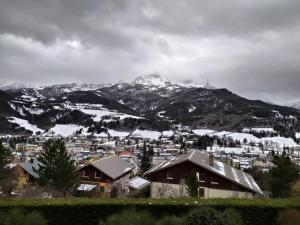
[287,100,300,110]
[0,74,299,135]
[0,82,29,91]
[133,74,173,88]
[131,74,216,90]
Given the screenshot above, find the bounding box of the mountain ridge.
[0,75,299,135]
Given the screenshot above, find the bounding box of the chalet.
[14,158,40,190]
[77,156,134,196]
[144,150,263,198]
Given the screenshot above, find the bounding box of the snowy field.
[131,129,162,140]
[65,103,143,122]
[48,124,83,137]
[8,117,44,134]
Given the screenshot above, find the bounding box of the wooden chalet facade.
[13,158,40,190]
[145,150,263,198]
[77,156,134,196]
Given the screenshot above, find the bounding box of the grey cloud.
[0,0,300,105]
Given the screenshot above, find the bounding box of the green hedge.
[0,198,299,225]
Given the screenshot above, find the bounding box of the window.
[210,177,219,185]
[210,181,219,185]
[95,171,103,178]
[99,186,105,193]
[82,170,88,177]
[166,173,174,180]
[197,172,206,183]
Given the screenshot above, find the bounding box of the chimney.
[209,153,214,166]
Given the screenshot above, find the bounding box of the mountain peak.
[133,74,172,87]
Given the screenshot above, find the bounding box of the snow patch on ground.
[131,129,161,140]
[188,105,196,113]
[242,127,275,133]
[193,129,216,136]
[20,95,37,102]
[8,117,43,134]
[209,131,231,137]
[226,133,261,143]
[65,103,142,122]
[108,130,130,137]
[49,124,83,137]
[262,136,298,148]
[162,130,174,137]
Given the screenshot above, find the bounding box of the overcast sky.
[0,0,300,105]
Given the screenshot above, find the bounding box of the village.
[1,124,300,199]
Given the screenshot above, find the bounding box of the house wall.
[113,173,130,190]
[150,182,254,199]
[78,165,131,195]
[146,161,251,193]
[78,165,113,193]
[13,165,33,190]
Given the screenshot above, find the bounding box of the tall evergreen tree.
[139,142,151,175]
[36,139,77,196]
[0,141,10,179]
[269,155,299,198]
[0,141,17,196]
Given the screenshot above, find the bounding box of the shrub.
[186,207,227,225]
[0,198,299,225]
[277,209,300,225]
[99,208,154,225]
[157,215,186,225]
[222,208,244,225]
[0,209,47,225]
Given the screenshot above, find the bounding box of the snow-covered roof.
[77,184,97,191]
[128,177,150,190]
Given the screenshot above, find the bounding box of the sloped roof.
[19,158,41,178]
[89,156,134,180]
[145,150,263,195]
[128,176,150,190]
